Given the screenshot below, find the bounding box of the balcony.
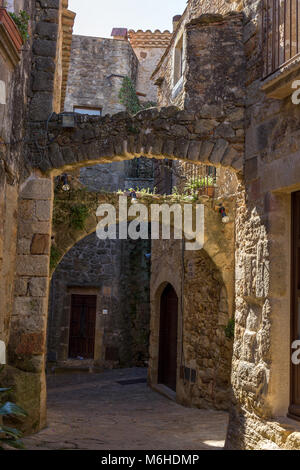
[0,7,22,68]
[261,0,300,99]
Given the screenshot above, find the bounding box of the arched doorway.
[158,284,178,392]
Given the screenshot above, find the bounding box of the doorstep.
[151,383,177,402]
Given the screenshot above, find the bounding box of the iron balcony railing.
[175,162,217,198]
[263,0,300,78]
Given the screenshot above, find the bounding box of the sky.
[68,0,188,38]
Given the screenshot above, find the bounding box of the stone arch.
[148,278,182,389]
[48,226,151,370]
[11,101,242,431]
[29,107,244,177]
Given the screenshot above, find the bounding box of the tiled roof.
[111,28,128,37]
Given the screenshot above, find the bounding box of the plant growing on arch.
[119,76,156,115]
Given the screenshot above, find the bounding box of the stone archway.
[48,226,151,372]
[29,106,244,176]
[8,102,242,433]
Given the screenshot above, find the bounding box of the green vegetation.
[0,367,27,449]
[9,10,30,43]
[225,317,235,340]
[184,176,215,193]
[50,245,62,271]
[69,204,89,230]
[119,76,156,115]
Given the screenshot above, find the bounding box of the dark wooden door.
[69,294,97,359]
[289,191,300,419]
[158,284,178,392]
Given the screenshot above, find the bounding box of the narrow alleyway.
[23,368,228,450]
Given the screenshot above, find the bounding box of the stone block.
[38,0,60,8]
[215,123,235,139]
[20,178,52,201]
[16,255,49,277]
[48,143,65,168]
[18,221,51,238]
[35,200,51,221]
[162,139,175,157]
[231,157,243,173]
[17,237,31,255]
[14,278,28,296]
[40,8,60,24]
[228,108,245,122]
[194,119,218,135]
[18,200,36,220]
[209,139,229,165]
[13,296,47,318]
[29,92,53,121]
[221,147,240,167]
[173,139,189,159]
[32,71,54,92]
[15,333,45,356]
[187,141,202,161]
[199,141,214,162]
[62,147,75,164]
[36,21,58,40]
[31,234,50,255]
[35,56,56,73]
[32,39,57,58]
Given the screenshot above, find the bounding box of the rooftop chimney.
[111,28,128,41]
[173,15,181,32]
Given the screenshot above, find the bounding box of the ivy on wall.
[119,76,156,115]
[225,317,235,340]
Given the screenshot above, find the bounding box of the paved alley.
[23,368,229,451]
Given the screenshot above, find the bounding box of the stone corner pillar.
[7,175,53,434]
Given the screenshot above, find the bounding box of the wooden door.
[289,191,300,419]
[158,284,178,392]
[69,294,97,359]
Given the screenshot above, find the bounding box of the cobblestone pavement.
[23,368,229,450]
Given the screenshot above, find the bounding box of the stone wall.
[4,0,300,449]
[48,231,151,369]
[149,196,236,411]
[152,1,244,107]
[64,35,138,116]
[0,0,33,349]
[225,0,300,450]
[63,33,155,194]
[0,0,74,434]
[128,29,171,103]
[152,0,300,450]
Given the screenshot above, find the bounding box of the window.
[73,106,102,116]
[263,0,300,77]
[173,35,184,86]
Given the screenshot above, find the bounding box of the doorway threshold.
[151,383,176,402]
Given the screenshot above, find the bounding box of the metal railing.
[263,0,300,77]
[175,162,217,198]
